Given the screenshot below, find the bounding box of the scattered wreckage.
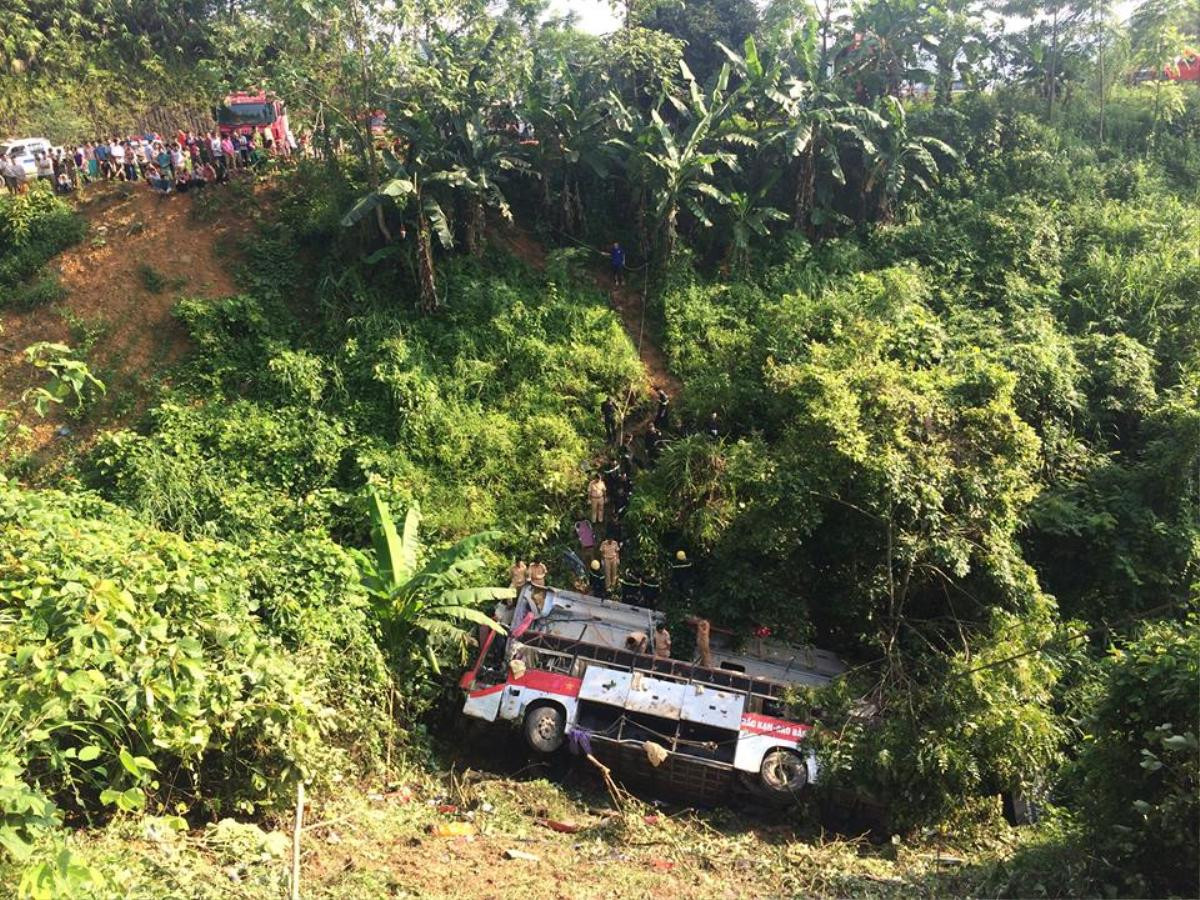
[460,585,846,805]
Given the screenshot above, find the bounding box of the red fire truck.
[216,91,291,147]
[460,586,846,804]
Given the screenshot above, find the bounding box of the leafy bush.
[0,485,391,859]
[0,187,86,295]
[1069,615,1200,897]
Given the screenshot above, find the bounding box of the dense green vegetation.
[2,0,1199,896]
[0,190,85,309]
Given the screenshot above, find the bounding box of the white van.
[0,137,53,176]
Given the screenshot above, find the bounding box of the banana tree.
[863,95,956,222]
[524,57,630,235]
[725,187,788,270]
[639,62,742,259]
[356,493,511,678]
[770,81,883,234]
[443,112,531,255]
[341,151,454,313]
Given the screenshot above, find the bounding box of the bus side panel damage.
[460,586,843,807]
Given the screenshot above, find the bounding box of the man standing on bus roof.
[653,623,672,659]
[509,559,527,593]
[599,536,620,592]
[587,472,606,524]
[527,559,547,588]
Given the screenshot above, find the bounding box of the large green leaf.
[369,493,406,592]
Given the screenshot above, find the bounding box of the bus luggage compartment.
[575,666,739,767]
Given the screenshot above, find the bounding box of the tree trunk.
[347,0,379,190]
[1098,24,1106,143]
[376,205,393,244]
[794,145,817,236]
[1047,8,1060,120]
[936,52,954,107]
[417,217,438,313]
[471,200,484,256]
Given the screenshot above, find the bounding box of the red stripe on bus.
[511,669,582,697]
[468,669,582,700]
[740,712,810,740]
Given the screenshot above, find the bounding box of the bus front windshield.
[218,102,276,126]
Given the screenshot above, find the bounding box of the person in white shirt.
[170,144,186,174]
[2,156,20,193]
[35,153,54,181]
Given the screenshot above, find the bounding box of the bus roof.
[522,587,845,689]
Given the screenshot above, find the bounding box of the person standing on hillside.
[644,422,663,463]
[92,139,107,179]
[62,152,79,191]
[108,139,125,180]
[653,385,670,430]
[154,143,171,179]
[221,134,237,171]
[610,242,625,287]
[601,396,617,444]
[123,143,138,182]
[1,155,19,193]
[35,152,54,184]
[134,142,149,180]
[210,132,225,180]
[587,473,607,524]
[618,435,635,477]
[527,559,548,589]
[170,143,187,177]
[599,536,621,592]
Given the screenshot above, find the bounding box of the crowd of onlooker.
[1,127,306,197]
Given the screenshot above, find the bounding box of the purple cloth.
[567,728,593,756]
[575,519,595,549]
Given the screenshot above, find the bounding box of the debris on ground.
[503,848,541,862]
[430,822,475,838]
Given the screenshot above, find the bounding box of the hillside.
[1,0,1199,897]
[0,181,258,469]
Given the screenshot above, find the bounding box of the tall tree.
[916,0,990,106]
[1130,0,1199,146]
[637,64,741,258]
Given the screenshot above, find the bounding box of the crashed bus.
[459,585,845,804]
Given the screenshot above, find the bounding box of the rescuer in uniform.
[588,558,606,597]
[653,385,670,429]
[670,549,693,601]
[599,536,621,592]
[587,473,607,524]
[601,396,617,444]
[509,559,528,592]
[644,422,663,463]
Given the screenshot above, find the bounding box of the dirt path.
[493,225,681,442]
[0,180,256,467]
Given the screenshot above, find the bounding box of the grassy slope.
[3,754,1039,899]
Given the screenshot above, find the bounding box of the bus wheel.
[523,704,566,753]
[759,748,807,795]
